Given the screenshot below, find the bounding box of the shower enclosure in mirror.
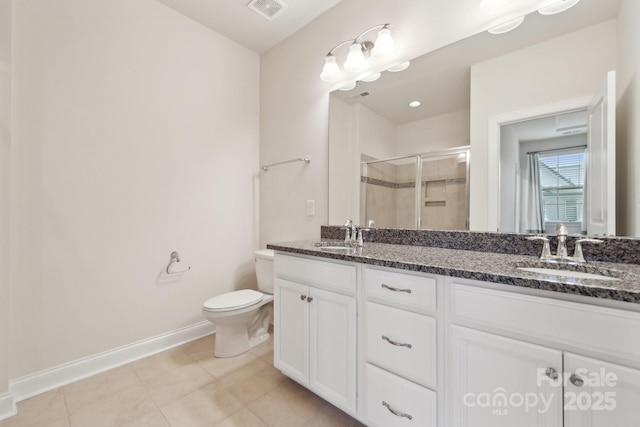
[361,146,469,229]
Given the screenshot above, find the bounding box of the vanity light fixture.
[538,0,581,15]
[488,15,525,34]
[320,24,399,84]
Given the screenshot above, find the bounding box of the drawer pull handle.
[381,284,412,294]
[382,401,413,420]
[382,335,412,349]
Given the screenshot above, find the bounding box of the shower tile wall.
[362,153,468,230]
[421,156,467,230]
[362,156,397,228]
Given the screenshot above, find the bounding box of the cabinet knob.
[545,367,559,380]
[382,401,413,420]
[570,373,585,387]
[300,295,306,301]
[307,297,313,303]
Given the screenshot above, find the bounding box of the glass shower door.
[419,147,469,230]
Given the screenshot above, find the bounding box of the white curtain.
[518,153,544,233]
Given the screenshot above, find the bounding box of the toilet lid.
[203,289,264,312]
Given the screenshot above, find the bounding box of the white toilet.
[202,249,274,358]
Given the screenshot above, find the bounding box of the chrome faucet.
[527,223,603,263]
[343,219,357,244]
[555,223,569,258]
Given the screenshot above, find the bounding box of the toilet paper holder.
[166,251,191,274]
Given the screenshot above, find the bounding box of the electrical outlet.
[306,200,315,216]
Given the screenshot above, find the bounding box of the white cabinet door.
[309,286,357,413]
[450,325,563,427]
[274,278,309,385]
[564,353,640,427]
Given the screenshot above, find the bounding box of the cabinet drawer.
[366,302,436,388]
[449,282,640,364]
[364,267,437,313]
[365,363,436,427]
[274,253,356,295]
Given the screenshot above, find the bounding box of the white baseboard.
[9,321,215,403]
[0,392,16,421]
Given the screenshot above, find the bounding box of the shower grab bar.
[261,156,311,172]
[166,251,191,274]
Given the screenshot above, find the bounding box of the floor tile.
[63,365,141,413]
[160,384,243,427]
[68,384,157,427]
[248,380,326,427]
[213,408,267,427]
[2,333,364,427]
[0,389,69,427]
[198,351,260,380]
[227,364,287,405]
[130,347,194,382]
[143,362,214,407]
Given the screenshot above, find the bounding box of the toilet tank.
[254,249,274,294]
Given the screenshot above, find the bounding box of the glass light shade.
[361,72,381,82]
[338,82,357,91]
[488,15,525,34]
[343,43,368,73]
[371,27,395,59]
[320,55,341,82]
[538,0,581,15]
[387,61,410,72]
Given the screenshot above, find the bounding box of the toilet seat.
[203,289,264,312]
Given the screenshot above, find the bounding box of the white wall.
[259,0,547,247]
[0,0,10,405]
[469,20,617,231]
[396,109,470,156]
[616,0,640,237]
[10,0,259,380]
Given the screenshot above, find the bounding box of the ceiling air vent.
[247,0,288,21]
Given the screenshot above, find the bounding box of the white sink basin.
[517,267,620,281]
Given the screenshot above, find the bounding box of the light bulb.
[320,55,341,82]
[371,27,395,59]
[344,43,368,73]
[538,0,581,15]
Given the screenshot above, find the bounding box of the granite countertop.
[267,239,640,304]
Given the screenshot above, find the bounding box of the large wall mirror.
[328,0,624,235]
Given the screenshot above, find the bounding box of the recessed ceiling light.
[409,101,421,108]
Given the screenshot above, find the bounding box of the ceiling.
[507,110,588,143]
[156,0,343,53]
[331,0,621,124]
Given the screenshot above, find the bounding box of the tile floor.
[0,334,366,427]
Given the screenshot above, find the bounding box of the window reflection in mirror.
[499,110,588,234]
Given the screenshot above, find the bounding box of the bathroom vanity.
[268,230,640,427]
